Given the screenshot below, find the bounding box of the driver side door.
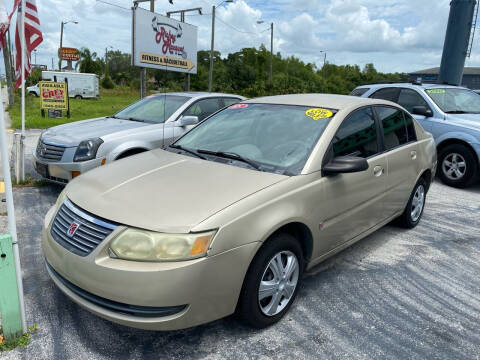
[314,107,388,254]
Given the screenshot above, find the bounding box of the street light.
[59,20,78,71]
[319,50,327,93]
[257,20,274,90]
[208,0,233,92]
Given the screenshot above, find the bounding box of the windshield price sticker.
[229,103,248,109]
[426,89,446,94]
[305,108,333,120]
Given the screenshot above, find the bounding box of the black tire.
[116,149,146,160]
[29,91,38,97]
[438,144,478,188]
[74,95,83,100]
[237,232,304,328]
[399,177,427,229]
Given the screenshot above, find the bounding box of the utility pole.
[208,1,232,92]
[270,22,273,90]
[58,20,78,71]
[208,5,215,92]
[320,50,327,93]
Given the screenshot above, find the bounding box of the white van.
[40,71,100,99]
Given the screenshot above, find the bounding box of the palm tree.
[75,48,102,74]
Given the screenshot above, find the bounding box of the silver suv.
[352,83,480,188]
[34,92,244,184]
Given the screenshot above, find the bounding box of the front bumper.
[42,205,260,331]
[33,151,104,184]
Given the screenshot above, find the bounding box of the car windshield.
[114,95,191,123]
[425,88,480,114]
[174,103,335,175]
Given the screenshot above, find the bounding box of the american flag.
[14,0,43,90]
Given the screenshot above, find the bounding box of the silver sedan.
[33,92,244,184]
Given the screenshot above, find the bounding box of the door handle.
[373,166,384,177]
[411,150,417,160]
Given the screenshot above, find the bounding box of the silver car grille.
[50,199,118,257]
[36,140,66,162]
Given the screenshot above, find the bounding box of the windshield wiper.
[128,117,145,122]
[197,149,261,170]
[169,144,206,159]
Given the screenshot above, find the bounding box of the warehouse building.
[408,67,480,89]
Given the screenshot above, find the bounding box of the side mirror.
[177,115,199,127]
[322,156,369,176]
[412,106,433,117]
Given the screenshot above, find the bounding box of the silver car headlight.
[73,138,103,162]
[109,229,217,262]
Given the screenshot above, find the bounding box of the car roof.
[243,93,386,110]
[152,92,245,98]
[355,82,468,91]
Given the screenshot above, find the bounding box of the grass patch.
[8,87,141,129]
[0,324,38,353]
[13,173,47,187]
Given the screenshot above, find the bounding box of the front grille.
[50,199,118,256]
[36,140,66,162]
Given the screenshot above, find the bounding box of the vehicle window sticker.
[426,89,446,94]
[305,108,333,121]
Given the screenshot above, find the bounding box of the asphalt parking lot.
[1,179,480,360]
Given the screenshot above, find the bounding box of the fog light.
[72,171,81,178]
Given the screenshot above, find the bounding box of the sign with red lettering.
[132,7,197,73]
[39,81,68,110]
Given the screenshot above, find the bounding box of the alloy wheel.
[258,250,299,317]
[411,184,425,222]
[442,153,467,181]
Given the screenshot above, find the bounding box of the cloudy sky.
[3,0,480,74]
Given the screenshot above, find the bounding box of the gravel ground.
[0,180,479,360]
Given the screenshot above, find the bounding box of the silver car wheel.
[258,250,299,317]
[442,153,467,180]
[411,184,425,222]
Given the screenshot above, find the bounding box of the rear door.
[374,106,420,216]
[318,106,388,252]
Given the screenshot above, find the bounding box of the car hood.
[65,149,287,233]
[41,117,149,147]
[445,114,480,132]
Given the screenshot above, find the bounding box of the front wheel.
[398,178,426,229]
[438,144,478,188]
[237,232,304,328]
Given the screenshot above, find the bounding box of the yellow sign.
[140,52,195,70]
[0,181,4,194]
[305,108,333,120]
[39,81,68,111]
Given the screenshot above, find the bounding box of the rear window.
[350,88,369,97]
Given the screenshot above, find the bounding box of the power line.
[215,16,267,35]
[95,0,130,11]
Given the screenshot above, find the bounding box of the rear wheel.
[438,144,478,188]
[74,95,83,100]
[237,232,304,328]
[398,178,426,229]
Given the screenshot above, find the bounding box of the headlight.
[110,229,216,262]
[73,138,103,162]
[55,188,67,208]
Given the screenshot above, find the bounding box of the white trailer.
[41,71,100,99]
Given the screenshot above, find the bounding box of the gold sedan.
[42,94,437,330]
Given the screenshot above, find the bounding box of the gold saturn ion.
[42,94,437,330]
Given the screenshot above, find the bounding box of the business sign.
[39,81,68,111]
[132,7,197,74]
[58,47,80,61]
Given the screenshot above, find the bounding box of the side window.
[222,98,241,107]
[183,98,222,121]
[370,87,399,102]
[397,88,429,113]
[403,112,417,142]
[332,107,378,158]
[349,88,369,97]
[375,106,409,151]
